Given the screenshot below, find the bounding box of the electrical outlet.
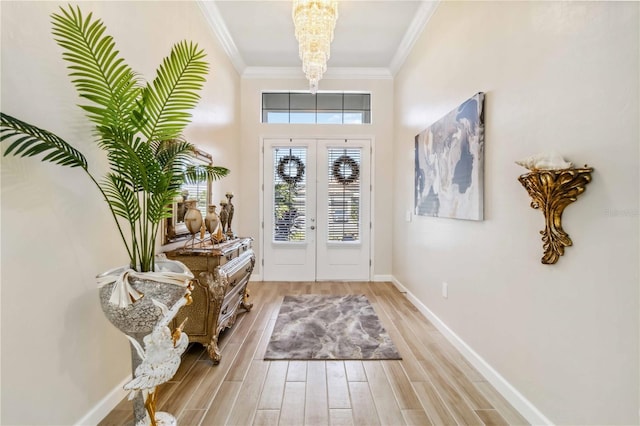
[405,210,412,222]
[442,282,448,299]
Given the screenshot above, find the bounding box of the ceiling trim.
[199,0,437,80]
[389,0,440,76]
[243,67,393,80]
[197,0,246,74]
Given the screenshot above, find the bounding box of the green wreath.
[332,155,360,185]
[277,155,305,186]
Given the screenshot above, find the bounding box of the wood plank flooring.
[99,281,528,426]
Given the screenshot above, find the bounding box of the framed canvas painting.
[414,92,485,221]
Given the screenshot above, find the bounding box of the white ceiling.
[198,0,439,78]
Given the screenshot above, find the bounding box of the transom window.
[262,92,371,124]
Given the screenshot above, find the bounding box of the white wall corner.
[390,276,553,426]
[197,0,246,75]
[389,0,440,76]
[74,374,131,426]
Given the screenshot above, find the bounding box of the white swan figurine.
[124,297,190,426]
[516,152,573,171]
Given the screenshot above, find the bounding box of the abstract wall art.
[414,92,485,221]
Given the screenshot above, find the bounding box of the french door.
[262,138,371,281]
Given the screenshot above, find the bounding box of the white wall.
[0,2,240,424]
[393,1,639,424]
[239,77,394,279]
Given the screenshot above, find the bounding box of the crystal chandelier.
[292,0,338,93]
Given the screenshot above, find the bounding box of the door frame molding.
[259,134,376,281]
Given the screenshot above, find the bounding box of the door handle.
[310,226,316,230]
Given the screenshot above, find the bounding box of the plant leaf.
[51,5,140,131]
[147,190,177,225]
[102,173,141,223]
[184,165,230,184]
[139,41,208,141]
[97,127,166,194]
[153,139,197,190]
[0,113,88,169]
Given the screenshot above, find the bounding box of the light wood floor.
[99,281,528,426]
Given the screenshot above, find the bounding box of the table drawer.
[215,249,255,295]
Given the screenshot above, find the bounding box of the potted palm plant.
[0,5,228,425]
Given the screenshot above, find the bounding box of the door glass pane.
[327,148,361,242]
[273,147,307,242]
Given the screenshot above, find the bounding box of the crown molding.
[197,0,246,74]
[198,0,437,80]
[389,0,440,76]
[242,66,392,80]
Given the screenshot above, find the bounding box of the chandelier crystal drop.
[292,0,338,93]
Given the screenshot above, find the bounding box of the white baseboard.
[391,276,408,292]
[390,276,552,426]
[75,374,131,426]
[373,274,394,282]
[250,272,263,282]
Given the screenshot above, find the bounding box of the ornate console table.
[165,238,255,364]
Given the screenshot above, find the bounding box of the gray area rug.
[264,294,402,360]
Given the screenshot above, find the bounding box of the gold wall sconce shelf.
[518,166,593,264]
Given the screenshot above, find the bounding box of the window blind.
[327,148,361,242]
[273,147,307,242]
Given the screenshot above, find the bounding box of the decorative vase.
[225,192,235,239]
[184,203,203,235]
[219,200,229,238]
[97,259,194,426]
[204,205,220,235]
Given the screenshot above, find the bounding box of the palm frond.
[97,128,146,187]
[184,165,230,184]
[1,113,88,169]
[139,41,208,141]
[97,127,166,193]
[147,190,177,225]
[153,138,194,165]
[153,139,197,189]
[51,5,139,130]
[102,173,141,224]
